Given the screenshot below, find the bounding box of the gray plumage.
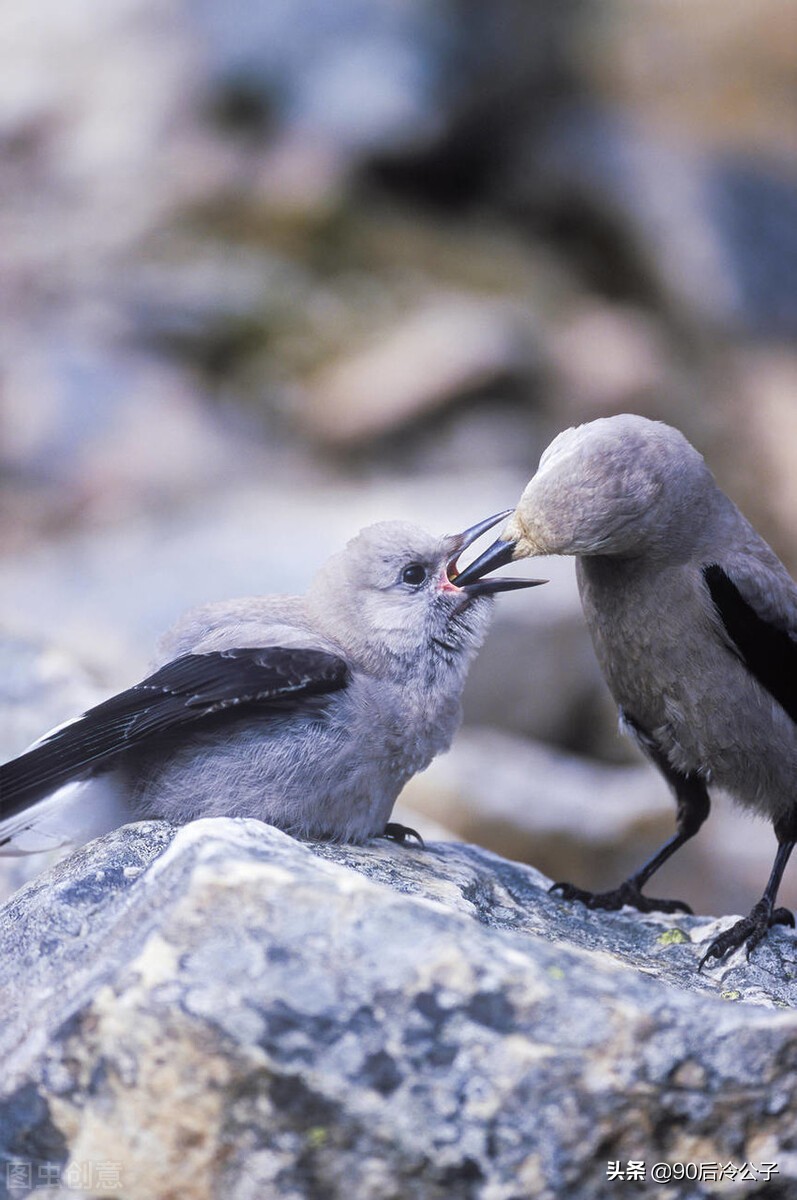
[0,515,542,853]
[456,414,797,964]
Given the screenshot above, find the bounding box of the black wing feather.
[0,647,349,817]
[703,564,797,724]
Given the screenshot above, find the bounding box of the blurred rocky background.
[2,0,797,917]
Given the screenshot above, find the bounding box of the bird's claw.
[383,822,425,849]
[550,879,693,916]
[700,901,795,969]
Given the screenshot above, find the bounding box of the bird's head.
[308,513,545,673]
[455,414,715,579]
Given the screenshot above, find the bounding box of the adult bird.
[0,514,543,855]
[455,414,797,965]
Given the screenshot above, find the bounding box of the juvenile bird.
[456,414,797,965]
[0,514,543,854]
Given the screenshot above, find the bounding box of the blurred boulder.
[0,0,581,312]
[403,726,797,922]
[505,105,797,337]
[196,0,579,169]
[121,242,285,371]
[0,632,100,763]
[545,301,679,420]
[0,333,267,545]
[3,819,797,1199]
[402,728,675,891]
[0,0,218,321]
[461,556,622,758]
[584,0,797,166]
[295,295,539,448]
[720,346,797,575]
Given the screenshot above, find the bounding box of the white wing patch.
[0,776,129,856]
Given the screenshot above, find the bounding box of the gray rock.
[2,818,797,1199]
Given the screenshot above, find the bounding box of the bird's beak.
[446,512,545,596]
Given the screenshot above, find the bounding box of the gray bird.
[455,414,797,965]
[0,513,543,855]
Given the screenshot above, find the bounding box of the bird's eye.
[401,563,428,587]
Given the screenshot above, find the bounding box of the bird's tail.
[0,781,82,855]
[0,717,127,856]
[0,775,128,856]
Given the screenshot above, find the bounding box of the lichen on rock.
[1,818,796,1199]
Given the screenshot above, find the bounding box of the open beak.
[446,512,545,596]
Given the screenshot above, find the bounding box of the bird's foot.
[699,901,795,969]
[383,822,425,849]
[550,879,693,916]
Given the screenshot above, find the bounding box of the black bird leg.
[551,716,708,916]
[700,818,796,968]
[383,822,425,849]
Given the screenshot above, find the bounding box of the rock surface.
[2,818,797,1199]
